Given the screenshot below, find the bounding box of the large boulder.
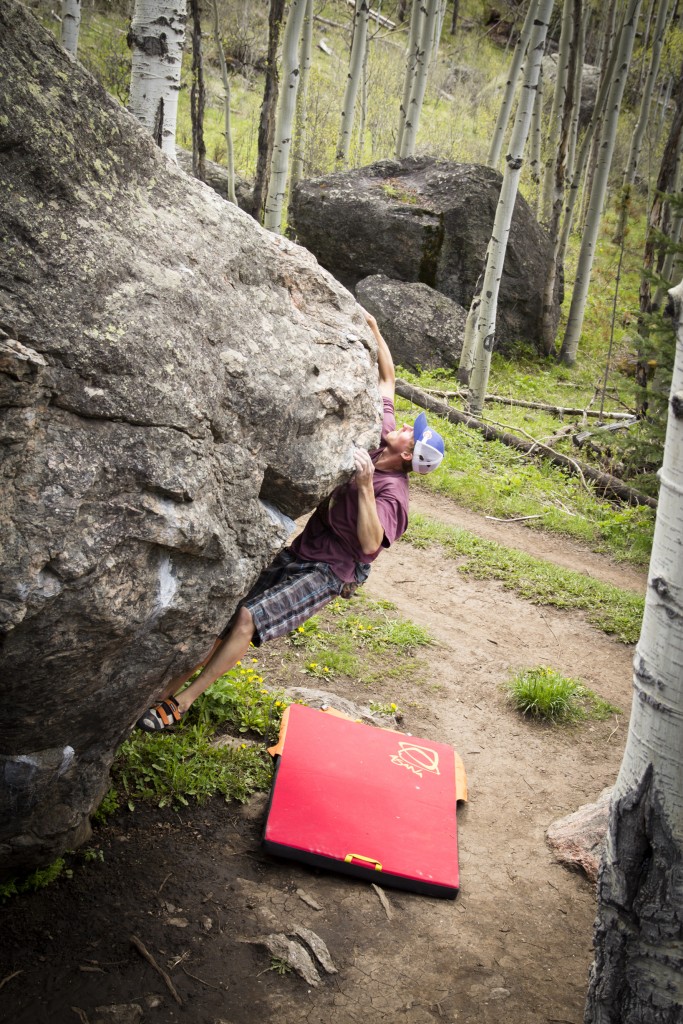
[541,56,600,129]
[0,1,379,877]
[289,158,558,354]
[355,275,467,371]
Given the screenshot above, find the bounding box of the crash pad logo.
[390,742,440,778]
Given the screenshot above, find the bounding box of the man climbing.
[137,311,445,732]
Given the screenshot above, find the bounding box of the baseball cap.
[412,412,445,475]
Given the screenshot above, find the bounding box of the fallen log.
[396,380,658,510]
[420,387,635,420]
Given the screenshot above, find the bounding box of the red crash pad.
[263,704,464,898]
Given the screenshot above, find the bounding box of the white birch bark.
[60,0,81,57]
[211,0,236,205]
[263,0,309,233]
[555,3,630,271]
[456,277,482,386]
[530,60,543,208]
[291,0,313,187]
[656,74,673,149]
[541,0,579,355]
[400,0,440,158]
[623,0,672,188]
[486,0,539,169]
[559,0,642,366]
[396,0,423,158]
[584,278,683,1024]
[467,0,554,415]
[565,2,587,183]
[128,0,187,161]
[336,0,370,167]
[540,0,574,225]
[430,0,447,71]
[357,30,369,166]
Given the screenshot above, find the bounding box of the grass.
[102,597,432,815]
[115,724,273,809]
[505,666,621,724]
[0,858,69,903]
[404,513,645,643]
[286,594,434,685]
[394,389,656,567]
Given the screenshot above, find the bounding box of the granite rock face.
[289,158,558,354]
[355,274,467,370]
[0,1,380,876]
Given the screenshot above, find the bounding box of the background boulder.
[355,275,467,370]
[175,148,254,212]
[0,1,379,877]
[289,157,558,355]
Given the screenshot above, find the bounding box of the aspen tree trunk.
[486,0,540,169]
[541,0,580,354]
[396,0,423,157]
[640,60,683,313]
[456,275,482,386]
[60,0,81,56]
[450,0,459,35]
[559,0,642,367]
[251,0,286,222]
[291,0,313,188]
[584,278,683,1024]
[263,0,308,233]
[336,0,370,167]
[211,0,236,204]
[555,7,628,271]
[431,0,447,69]
[579,0,617,230]
[530,60,544,207]
[623,0,672,189]
[540,0,575,225]
[128,0,187,160]
[189,0,206,182]
[400,0,440,158]
[636,0,657,92]
[656,74,674,148]
[357,33,369,166]
[467,0,554,415]
[566,2,587,183]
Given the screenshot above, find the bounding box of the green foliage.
[405,513,644,643]
[92,787,120,824]
[394,389,656,567]
[286,594,434,685]
[82,847,105,863]
[269,956,293,975]
[369,700,402,716]
[115,725,273,809]
[108,658,288,811]
[191,658,288,741]
[505,666,621,724]
[0,858,69,903]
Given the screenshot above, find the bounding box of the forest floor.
[0,490,646,1024]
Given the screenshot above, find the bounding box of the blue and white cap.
[412,412,445,475]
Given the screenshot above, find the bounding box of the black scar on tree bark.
[585,763,683,1024]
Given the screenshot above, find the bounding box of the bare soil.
[0,495,646,1024]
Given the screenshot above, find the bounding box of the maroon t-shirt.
[291,398,410,582]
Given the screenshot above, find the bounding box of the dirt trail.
[410,488,648,593]
[0,496,640,1024]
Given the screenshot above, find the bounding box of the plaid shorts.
[223,549,345,647]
